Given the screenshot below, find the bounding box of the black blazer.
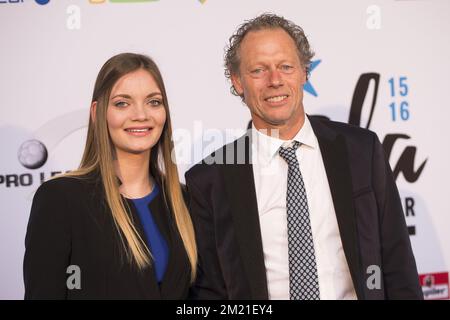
[24,172,191,299]
[185,115,423,300]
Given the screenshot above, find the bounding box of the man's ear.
[90,101,97,123]
[231,74,244,97]
[302,66,308,85]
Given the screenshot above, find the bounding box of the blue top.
[131,185,169,283]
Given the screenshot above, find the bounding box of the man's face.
[231,28,307,133]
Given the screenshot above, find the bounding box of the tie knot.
[278,141,300,165]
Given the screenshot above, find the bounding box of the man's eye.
[114,101,128,107]
[148,99,162,106]
[280,65,293,71]
[251,68,264,74]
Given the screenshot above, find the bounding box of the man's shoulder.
[185,133,250,181]
[310,115,375,136]
[309,115,378,145]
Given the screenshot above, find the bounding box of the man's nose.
[268,69,283,87]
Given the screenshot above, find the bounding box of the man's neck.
[253,114,306,141]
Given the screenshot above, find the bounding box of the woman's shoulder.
[30,174,104,225]
[35,174,99,200]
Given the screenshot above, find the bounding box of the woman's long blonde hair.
[64,53,196,281]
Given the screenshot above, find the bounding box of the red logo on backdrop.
[420,272,449,300]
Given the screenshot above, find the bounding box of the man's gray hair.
[224,13,315,96]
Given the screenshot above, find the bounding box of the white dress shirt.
[251,116,357,300]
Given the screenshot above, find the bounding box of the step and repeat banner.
[1,0,449,299]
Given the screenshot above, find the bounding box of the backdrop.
[1,0,449,299]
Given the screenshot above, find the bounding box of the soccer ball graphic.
[17,139,48,169]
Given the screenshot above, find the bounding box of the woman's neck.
[114,149,153,199]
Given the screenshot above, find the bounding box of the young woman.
[24,53,197,299]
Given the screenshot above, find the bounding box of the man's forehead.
[238,28,299,62]
[240,28,296,50]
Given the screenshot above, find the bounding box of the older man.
[186,13,422,300]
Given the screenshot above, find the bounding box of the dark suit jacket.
[185,115,423,300]
[24,172,191,299]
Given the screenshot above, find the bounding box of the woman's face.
[106,69,166,157]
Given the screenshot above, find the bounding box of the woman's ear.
[90,101,97,123]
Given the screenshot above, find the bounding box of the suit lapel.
[221,132,269,299]
[309,116,364,299]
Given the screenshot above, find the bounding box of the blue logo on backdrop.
[304,60,321,97]
[0,0,24,4]
[0,0,50,4]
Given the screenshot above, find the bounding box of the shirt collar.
[252,115,317,163]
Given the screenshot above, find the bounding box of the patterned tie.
[279,141,320,300]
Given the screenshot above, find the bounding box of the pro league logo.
[18,140,48,170]
[0,110,87,188]
[16,110,87,171]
